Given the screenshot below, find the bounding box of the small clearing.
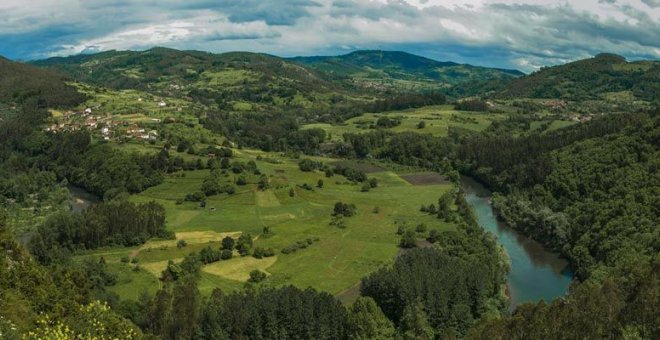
[400,172,449,185]
[202,256,278,281]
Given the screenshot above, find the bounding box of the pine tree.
[347,296,395,340]
[399,300,434,340]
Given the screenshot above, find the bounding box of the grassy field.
[77,147,456,301]
[302,105,506,140]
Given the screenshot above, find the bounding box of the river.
[68,185,99,213]
[461,177,573,309]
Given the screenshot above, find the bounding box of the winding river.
[461,177,574,309]
[67,178,572,307]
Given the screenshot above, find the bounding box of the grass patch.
[76,147,459,297]
[202,256,278,281]
[401,172,449,185]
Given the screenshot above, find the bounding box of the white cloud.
[0,0,658,71]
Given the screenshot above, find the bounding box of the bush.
[334,166,367,182]
[177,239,187,248]
[361,183,371,192]
[427,229,441,243]
[333,202,357,217]
[120,256,130,263]
[221,236,235,250]
[376,116,401,128]
[281,239,317,254]
[248,270,267,283]
[220,249,233,260]
[199,246,221,264]
[399,230,417,248]
[185,191,206,202]
[299,159,324,172]
[236,175,247,186]
[415,224,427,233]
[130,257,139,264]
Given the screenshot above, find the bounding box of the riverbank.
[461,177,573,309]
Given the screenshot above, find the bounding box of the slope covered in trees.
[498,53,660,102]
[0,56,85,107]
[488,113,659,280]
[291,50,523,85]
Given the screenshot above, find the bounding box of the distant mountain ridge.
[290,50,524,87]
[31,48,524,94]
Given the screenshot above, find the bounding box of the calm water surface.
[68,185,98,213]
[461,177,573,308]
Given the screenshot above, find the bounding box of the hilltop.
[498,53,660,103]
[0,56,84,107]
[32,48,525,103]
[291,50,523,90]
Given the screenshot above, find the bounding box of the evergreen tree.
[347,297,395,340]
[399,300,434,340]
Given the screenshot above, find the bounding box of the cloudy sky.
[0,0,658,71]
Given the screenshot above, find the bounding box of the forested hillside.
[499,53,660,103]
[0,57,85,107]
[291,50,523,89]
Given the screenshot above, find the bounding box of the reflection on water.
[68,185,99,213]
[461,177,573,309]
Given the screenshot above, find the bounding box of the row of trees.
[30,200,169,264]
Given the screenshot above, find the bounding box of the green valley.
[0,44,658,340]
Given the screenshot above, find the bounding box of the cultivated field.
[76,147,457,301]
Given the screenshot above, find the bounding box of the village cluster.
[45,106,161,141]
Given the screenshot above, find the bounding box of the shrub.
[236,175,247,185]
[248,270,267,283]
[427,229,441,243]
[177,239,187,248]
[220,249,233,260]
[399,230,417,248]
[299,159,324,172]
[333,202,357,217]
[221,236,235,250]
[184,191,206,202]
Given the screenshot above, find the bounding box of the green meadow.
[302,105,506,140]
[77,147,456,301]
